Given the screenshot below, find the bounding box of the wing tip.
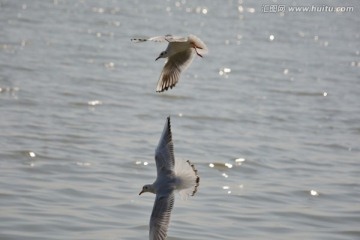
[166,115,171,132]
[156,81,177,93]
[130,38,148,43]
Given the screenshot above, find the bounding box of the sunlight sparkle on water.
[209,162,234,170]
[219,67,231,77]
[76,162,92,167]
[247,7,255,13]
[310,190,319,196]
[235,158,245,166]
[195,7,208,15]
[105,62,115,69]
[88,100,102,106]
[136,161,149,166]
[222,186,231,194]
[225,163,233,168]
[235,158,245,163]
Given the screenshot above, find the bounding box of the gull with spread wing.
[131,34,208,92]
[139,116,200,240]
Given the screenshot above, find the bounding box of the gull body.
[139,117,200,240]
[131,35,208,92]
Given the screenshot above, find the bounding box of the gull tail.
[175,160,200,200]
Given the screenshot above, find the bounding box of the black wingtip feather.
[167,116,171,132]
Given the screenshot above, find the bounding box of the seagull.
[139,116,200,240]
[131,34,208,92]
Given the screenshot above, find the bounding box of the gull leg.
[191,42,203,57]
[194,47,203,58]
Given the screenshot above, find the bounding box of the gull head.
[139,184,155,195]
[155,51,168,61]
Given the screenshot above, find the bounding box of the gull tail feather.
[174,160,200,200]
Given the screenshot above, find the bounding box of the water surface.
[0,0,359,239]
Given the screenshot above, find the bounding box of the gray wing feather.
[156,48,195,92]
[148,35,188,42]
[147,35,170,42]
[149,192,175,240]
[164,35,188,42]
[155,117,175,173]
[132,35,188,43]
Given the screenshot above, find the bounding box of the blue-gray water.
[1,0,359,239]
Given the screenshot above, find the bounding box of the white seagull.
[139,116,200,240]
[131,34,208,92]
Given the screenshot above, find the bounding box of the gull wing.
[156,48,195,92]
[149,192,175,240]
[162,35,188,42]
[155,117,175,173]
[131,35,188,43]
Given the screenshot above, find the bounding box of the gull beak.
[139,190,144,195]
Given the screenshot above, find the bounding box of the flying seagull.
[131,34,208,92]
[139,116,200,240]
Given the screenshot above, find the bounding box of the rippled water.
[1,0,359,239]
